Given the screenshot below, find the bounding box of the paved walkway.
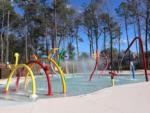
[0,81,150,113]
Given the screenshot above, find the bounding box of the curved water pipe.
[16,60,52,96]
[15,67,24,91]
[99,50,109,76]
[50,53,59,75]
[32,54,38,60]
[47,48,60,75]
[24,48,66,94]
[15,54,39,90]
[48,49,67,94]
[31,54,41,74]
[49,48,59,57]
[58,49,65,66]
[50,60,59,75]
[24,48,67,95]
[124,36,148,81]
[89,49,99,81]
[5,53,37,98]
[130,61,135,79]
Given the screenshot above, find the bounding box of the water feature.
[0,74,146,106]
[25,74,145,97]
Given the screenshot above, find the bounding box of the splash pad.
[0,36,148,101]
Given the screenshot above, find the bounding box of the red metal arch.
[99,50,109,76]
[89,49,99,81]
[16,60,52,96]
[125,36,148,81]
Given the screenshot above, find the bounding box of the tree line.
[0,0,150,69]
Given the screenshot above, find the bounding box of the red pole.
[16,71,20,91]
[139,37,148,81]
[124,37,148,81]
[16,61,53,96]
[28,61,52,96]
[44,65,52,96]
[16,68,24,91]
[89,49,99,81]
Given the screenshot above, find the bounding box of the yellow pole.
[24,63,41,90]
[112,79,115,87]
[48,53,66,94]
[14,53,19,66]
[48,48,58,57]
[49,58,66,94]
[24,64,35,89]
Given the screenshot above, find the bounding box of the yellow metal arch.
[25,49,67,94]
[28,56,67,94]
[24,54,39,88]
[24,63,36,89]
[5,53,37,97]
[48,54,66,94]
[5,64,37,96]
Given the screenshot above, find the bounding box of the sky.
[69,0,149,53]
[14,0,149,54]
[69,0,129,53]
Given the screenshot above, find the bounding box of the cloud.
[66,4,72,9]
[120,39,127,44]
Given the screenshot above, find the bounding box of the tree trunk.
[75,31,80,59]
[108,26,113,71]
[103,28,106,50]
[52,0,57,48]
[118,34,121,71]
[25,17,28,62]
[45,26,49,55]
[145,1,149,68]
[110,33,113,71]
[136,1,142,65]
[108,20,113,71]
[6,11,10,63]
[91,30,94,54]
[125,16,130,64]
[0,35,4,64]
[133,20,139,57]
[58,36,63,49]
[137,14,141,37]
[1,1,4,64]
[90,43,92,57]
[137,14,142,65]
[95,27,99,50]
[88,29,92,57]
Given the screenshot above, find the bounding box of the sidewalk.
[0,81,150,113]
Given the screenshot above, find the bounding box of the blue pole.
[130,62,135,79]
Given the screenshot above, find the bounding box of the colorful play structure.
[58,49,66,66]
[89,49,99,81]
[111,36,149,86]
[125,37,148,81]
[17,57,52,96]
[0,36,148,98]
[27,49,66,94]
[89,49,109,81]
[99,50,109,76]
[89,36,149,86]
[5,53,37,98]
[3,48,67,98]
